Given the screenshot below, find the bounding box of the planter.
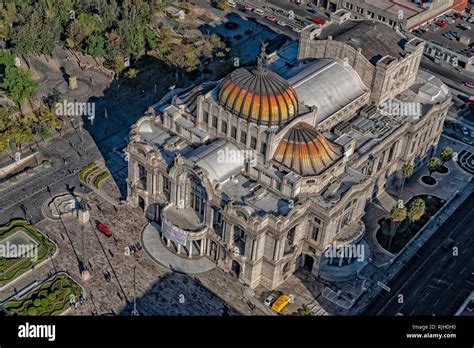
[421,175,437,186]
[437,165,449,174]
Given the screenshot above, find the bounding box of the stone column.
[200,239,205,256]
[177,243,182,255]
[188,241,193,258]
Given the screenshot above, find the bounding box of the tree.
[440,147,453,164]
[124,68,139,79]
[144,27,157,51]
[399,162,414,200]
[217,0,230,11]
[407,198,426,222]
[1,66,37,107]
[391,205,407,223]
[84,33,106,57]
[66,12,102,49]
[385,204,407,250]
[427,157,442,177]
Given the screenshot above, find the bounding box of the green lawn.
[3,274,82,316]
[0,220,56,287]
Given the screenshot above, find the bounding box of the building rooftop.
[321,21,406,64]
[284,59,368,123]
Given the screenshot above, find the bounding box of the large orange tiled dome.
[217,66,298,127]
[273,122,342,176]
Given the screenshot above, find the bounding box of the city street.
[364,193,474,315]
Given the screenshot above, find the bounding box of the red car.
[435,21,448,27]
[310,17,326,25]
[464,81,474,89]
[97,223,113,237]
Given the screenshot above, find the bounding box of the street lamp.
[131,266,139,316]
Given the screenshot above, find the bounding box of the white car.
[292,27,302,33]
[277,20,287,26]
[462,126,469,136]
[264,294,277,307]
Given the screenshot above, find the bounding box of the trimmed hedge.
[93,171,110,188]
[3,274,82,316]
[79,162,96,182]
[0,220,56,286]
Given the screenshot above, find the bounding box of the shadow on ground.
[119,271,240,316]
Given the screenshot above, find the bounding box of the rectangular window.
[311,226,319,241]
[203,111,209,124]
[260,142,267,156]
[231,126,237,139]
[163,176,169,193]
[287,227,295,246]
[212,116,218,129]
[250,136,257,150]
[221,121,228,134]
[240,131,247,144]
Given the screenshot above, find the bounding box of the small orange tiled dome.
[273,122,342,176]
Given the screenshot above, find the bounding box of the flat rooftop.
[363,0,422,18]
[320,21,406,64]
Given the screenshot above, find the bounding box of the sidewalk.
[350,179,473,314]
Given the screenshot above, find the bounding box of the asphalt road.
[364,192,474,315]
[420,57,474,96]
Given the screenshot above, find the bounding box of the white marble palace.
[125,20,451,289]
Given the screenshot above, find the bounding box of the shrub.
[93,170,110,188]
[79,162,96,182]
[27,306,38,316]
[33,298,41,307]
[40,298,49,307]
[48,292,57,301]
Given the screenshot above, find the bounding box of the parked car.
[310,17,326,25]
[244,5,253,11]
[459,23,471,30]
[266,15,276,21]
[441,238,455,250]
[464,81,474,88]
[292,27,302,33]
[276,20,286,26]
[470,129,474,138]
[97,223,113,237]
[272,294,290,313]
[462,126,469,135]
[264,294,277,307]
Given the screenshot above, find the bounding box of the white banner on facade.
[162,218,188,246]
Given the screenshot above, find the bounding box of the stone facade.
[126,22,451,290]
